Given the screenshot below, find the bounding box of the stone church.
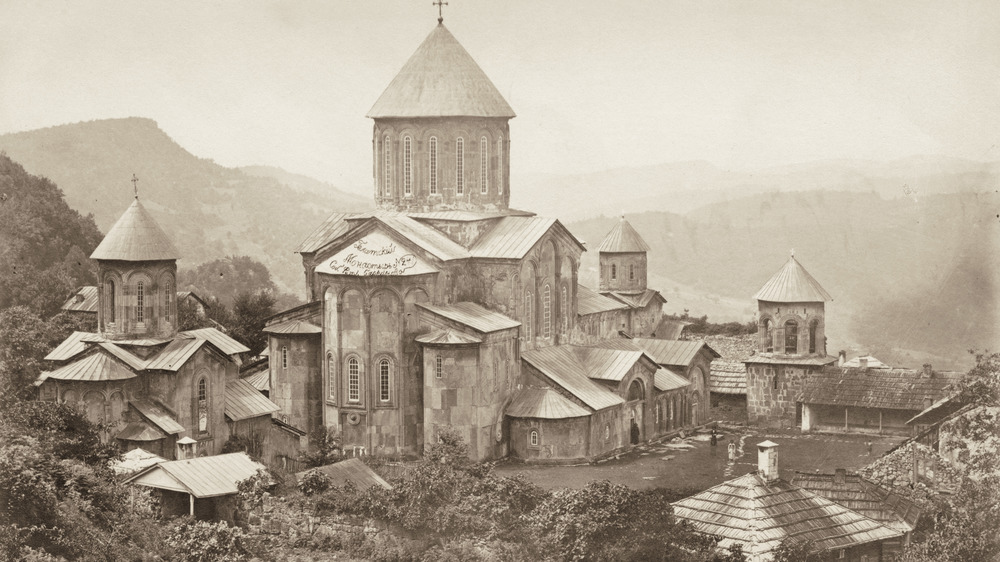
[266,21,715,462]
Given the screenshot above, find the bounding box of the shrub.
[164,518,261,562]
[298,468,333,496]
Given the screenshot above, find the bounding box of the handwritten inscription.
[320,235,431,276]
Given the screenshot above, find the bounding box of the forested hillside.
[0,118,372,295]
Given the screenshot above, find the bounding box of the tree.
[229,290,276,357]
[177,256,278,308]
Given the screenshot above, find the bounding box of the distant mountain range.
[0,118,372,294]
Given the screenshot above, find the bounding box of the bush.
[298,468,333,496]
[164,518,262,562]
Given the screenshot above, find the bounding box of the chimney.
[838,350,847,367]
[757,440,780,483]
[923,396,933,410]
[859,357,869,370]
[176,436,197,460]
[923,364,933,378]
[834,468,847,484]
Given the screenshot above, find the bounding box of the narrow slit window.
[348,358,360,402]
[107,280,116,323]
[456,138,464,195]
[379,359,390,402]
[328,353,335,399]
[435,355,443,379]
[560,285,568,337]
[282,346,288,369]
[611,264,617,280]
[136,281,145,323]
[403,136,412,196]
[524,292,533,341]
[480,136,488,194]
[543,284,551,339]
[497,135,503,195]
[428,136,438,195]
[383,135,391,196]
[629,264,635,280]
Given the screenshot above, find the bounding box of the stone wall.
[746,364,810,427]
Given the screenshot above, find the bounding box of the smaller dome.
[754,255,832,303]
[598,218,649,253]
[90,198,179,261]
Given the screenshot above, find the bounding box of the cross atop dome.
[433,0,448,24]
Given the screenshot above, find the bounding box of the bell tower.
[598,217,650,293]
[754,253,831,357]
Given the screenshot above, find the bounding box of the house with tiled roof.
[36,196,299,465]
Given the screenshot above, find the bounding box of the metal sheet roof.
[573,346,646,382]
[225,378,280,421]
[408,210,511,222]
[296,212,358,254]
[597,218,650,253]
[375,214,470,261]
[296,458,392,490]
[367,24,515,118]
[115,421,167,442]
[126,452,266,498]
[653,318,689,340]
[110,447,167,475]
[414,328,483,345]
[242,369,270,392]
[418,301,520,333]
[744,354,838,366]
[654,368,691,392]
[144,337,204,371]
[130,399,184,434]
[45,331,92,361]
[521,347,624,411]
[42,351,137,382]
[90,198,180,261]
[182,328,250,356]
[710,361,747,394]
[791,472,921,535]
[61,286,98,313]
[262,319,322,334]
[673,472,902,560]
[605,289,665,309]
[800,367,963,411]
[629,338,721,366]
[469,216,557,259]
[506,387,591,419]
[576,285,629,316]
[754,255,833,303]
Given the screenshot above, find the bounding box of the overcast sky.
[1,0,997,191]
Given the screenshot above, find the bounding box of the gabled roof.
[521,346,625,411]
[744,354,838,367]
[90,198,180,261]
[262,319,322,335]
[414,328,483,345]
[469,216,586,259]
[181,327,250,356]
[654,368,691,392]
[791,471,921,535]
[653,318,689,340]
[296,212,359,254]
[800,367,964,411]
[241,367,270,393]
[506,387,591,419]
[842,355,889,369]
[573,346,648,382]
[45,330,92,362]
[711,361,747,395]
[109,447,167,475]
[754,255,832,303]
[225,378,280,421]
[673,472,902,560]
[115,421,167,442]
[125,452,266,498]
[40,350,137,382]
[418,301,520,333]
[130,399,185,434]
[367,23,515,119]
[576,285,629,316]
[295,458,392,490]
[628,338,721,366]
[61,286,98,313]
[604,289,666,309]
[143,337,204,371]
[597,218,650,253]
[375,214,471,261]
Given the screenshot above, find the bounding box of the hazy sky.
[2,0,997,191]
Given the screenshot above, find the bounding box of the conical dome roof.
[90,198,179,261]
[598,218,649,253]
[367,23,515,118]
[754,255,831,302]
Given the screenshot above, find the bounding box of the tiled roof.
[90,198,180,261]
[505,387,591,419]
[521,346,624,411]
[414,328,483,345]
[262,319,322,334]
[597,218,650,253]
[61,286,98,313]
[367,24,515,118]
[418,301,520,333]
[800,367,963,411]
[182,327,250,356]
[791,471,921,535]
[469,216,558,259]
[576,285,628,316]
[126,452,266,498]
[130,399,184,434]
[744,354,838,366]
[711,361,747,394]
[296,458,392,490]
[45,331,92,361]
[628,338,721,366]
[41,350,136,382]
[673,472,902,560]
[296,212,359,254]
[225,378,280,421]
[654,368,691,392]
[754,255,832,303]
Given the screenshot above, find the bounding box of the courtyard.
[494,428,905,492]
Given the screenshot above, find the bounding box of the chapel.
[266,19,715,462]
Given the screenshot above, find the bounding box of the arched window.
[403,136,412,196]
[107,280,116,323]
[784,320,798,354]
[497,135,503,195]
[379,359,391,402]
[543,284,551,339]
[163,280,172,323]
[809,319,818,354]
[604,424,610,440]
[428,136,438,195]
[348,357,360,402]
[136,281,145,323]
[281,346,288,369]
[456,138,464,195]
[560,285,568,337]
[611,264,617,280]
[197,378,208,433]
[435,355,443,379]
[529,430,538,447]
[328,353,335,399]
[383,135,391,196]
[628,379,644,401]
[762,318,774,353]
[524,291,533,341]
[480,136,488,194]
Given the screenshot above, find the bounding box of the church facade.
[267,21,712,462]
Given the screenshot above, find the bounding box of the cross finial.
[790,248,795,258]
[131,174,139,199]
[433,0,448,24]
